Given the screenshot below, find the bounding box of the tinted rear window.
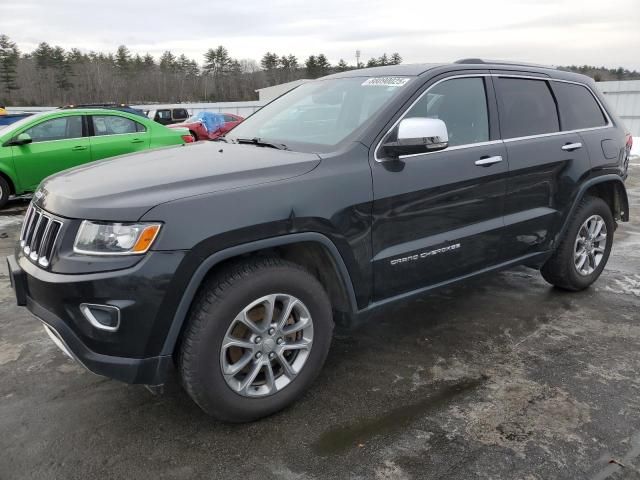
[173,109,189,120]
[552,82,607,130]
[497,78,559,139]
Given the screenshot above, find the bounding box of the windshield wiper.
[234,137,289,150]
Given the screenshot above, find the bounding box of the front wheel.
[0,176,9,209]
[541,196,614,291]
[179,257,333,422]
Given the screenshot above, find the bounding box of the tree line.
[1,33,638,107]
[558,65,640,82]
[0,34,402,106]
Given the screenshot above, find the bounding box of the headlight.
[73,221,161,255]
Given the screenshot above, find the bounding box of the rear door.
[12,114,90,190]
[88,114,150,161]
[550,80,619,173]
[371,73,508,299]
[493,74,591,262]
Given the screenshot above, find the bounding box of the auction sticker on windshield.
[362,77,411,87]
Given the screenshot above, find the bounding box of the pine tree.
[390,52,402,65]
[366,57,378,68]
[204,46,232,76]
[337,59,349,72]
[260,52,279,72]
[142,53,155,69]
[305,55,318,77]
[316,54,331,77]
[115,45,131,71]
[0,34,19,97]
[33,42,53,70]
[159,51,176,73]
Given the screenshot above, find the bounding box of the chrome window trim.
[374,73,613,162]
[90,131,148,139]
[397,140,503,160]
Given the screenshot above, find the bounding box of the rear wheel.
[179,257,333,422]
[0,176,10,209]
[189,130,198,142]
[541,196,614,291]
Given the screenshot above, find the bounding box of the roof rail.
[454,58,556,69]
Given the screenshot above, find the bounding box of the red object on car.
[169,113,244,141]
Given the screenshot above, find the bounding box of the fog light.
[79,303,120,332]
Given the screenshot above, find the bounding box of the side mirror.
[381,118,448,159]
[8,132,32,146]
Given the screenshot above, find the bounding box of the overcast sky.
[2,0,639,69]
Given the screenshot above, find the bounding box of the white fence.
[132,101,265,118]
[6,101,265,118]
[598,80,640,137]
[7,79,640,135]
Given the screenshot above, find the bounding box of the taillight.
[182,134,195,143]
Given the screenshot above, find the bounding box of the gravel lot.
[1,168,639,480]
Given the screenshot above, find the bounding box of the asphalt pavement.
[1,168,639,480]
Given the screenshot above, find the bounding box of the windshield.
[227,76,414,151]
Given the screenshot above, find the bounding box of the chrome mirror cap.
[381,117,449,160]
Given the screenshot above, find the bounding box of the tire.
[0,176,10,209]
[179,257,334,422]
[541,196,614,291]
[189,130,198,142]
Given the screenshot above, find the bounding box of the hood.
[36,141,321,221]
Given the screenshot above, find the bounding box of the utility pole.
[355,50,361,69]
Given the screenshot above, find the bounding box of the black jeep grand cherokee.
[7,59,630,422]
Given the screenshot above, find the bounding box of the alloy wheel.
[220,294,313,397]
[574,214,607,276]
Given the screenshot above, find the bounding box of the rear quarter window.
[173,109,189,120]
[552,82,608,130]
[496,78,559,139]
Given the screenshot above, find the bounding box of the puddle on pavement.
[312,375,488,456]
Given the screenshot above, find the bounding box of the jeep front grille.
[19,204,63,268]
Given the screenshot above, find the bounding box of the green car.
[0,108,191,208]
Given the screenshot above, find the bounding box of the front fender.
[0,154,19,194]
[158,232,359,356]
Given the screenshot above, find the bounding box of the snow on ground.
[631,137,640,161]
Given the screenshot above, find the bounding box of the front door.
[371,74,508,299]
[12,114,90,191]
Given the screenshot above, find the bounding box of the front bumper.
[6,252,185,384]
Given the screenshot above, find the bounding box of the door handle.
[475,155,503,166]
[71,145,87,151]
[131,138,145,144]
[561,142,582,151]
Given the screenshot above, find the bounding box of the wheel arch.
[583,178,629,223]
[0,168,17,195]
[556,175,629,246]
[160,232,359,356]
